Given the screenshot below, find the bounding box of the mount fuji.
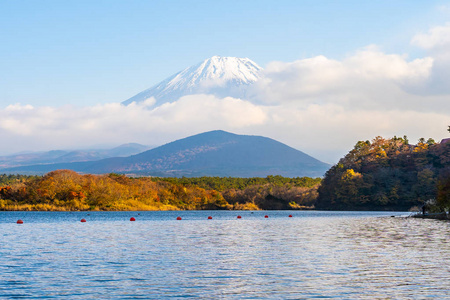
[122,56,263,105]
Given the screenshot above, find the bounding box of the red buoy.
[289,215,293,218]
[80,218,86,222]
[130,217,136,221]
[264,215,269,218]
[16,219,23,224]
[237,215,242,219]
[208,216,212,219]
[176,216,182,220]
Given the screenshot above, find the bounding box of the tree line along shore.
[0,172,321,211]
[1,135,449,213]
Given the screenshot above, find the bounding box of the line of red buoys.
[15,215,296,224]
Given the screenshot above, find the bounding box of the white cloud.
[411,23,450,51]
[0,95,448,163]
[409,23,450,94]
[0,96,269,156]
[253,46,435,110]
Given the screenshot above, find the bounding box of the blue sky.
[0,1,449,162]
[0,0,447,106]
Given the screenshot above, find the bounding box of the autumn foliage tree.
[0,170,229,211]
[155,176,321,210]
[0,171,321,211]
[317,136,450,211]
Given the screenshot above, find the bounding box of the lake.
[1,211,449,299]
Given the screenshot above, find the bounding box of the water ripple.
[0,211,448,299]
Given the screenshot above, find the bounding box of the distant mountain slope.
[0,143,151,169]
[2,131,330,177]
[122,56,262,105]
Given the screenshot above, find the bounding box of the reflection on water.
[0,211,448,299]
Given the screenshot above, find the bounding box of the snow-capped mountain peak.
[123,56,263,105]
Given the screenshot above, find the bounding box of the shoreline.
[410,212,449,221]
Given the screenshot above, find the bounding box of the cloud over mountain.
[1,24,449,163]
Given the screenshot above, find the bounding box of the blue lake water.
[0,211,449,299]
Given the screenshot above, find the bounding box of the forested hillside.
[317,136,450,211]
[0,171,320,211]
[156,176,321,210]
